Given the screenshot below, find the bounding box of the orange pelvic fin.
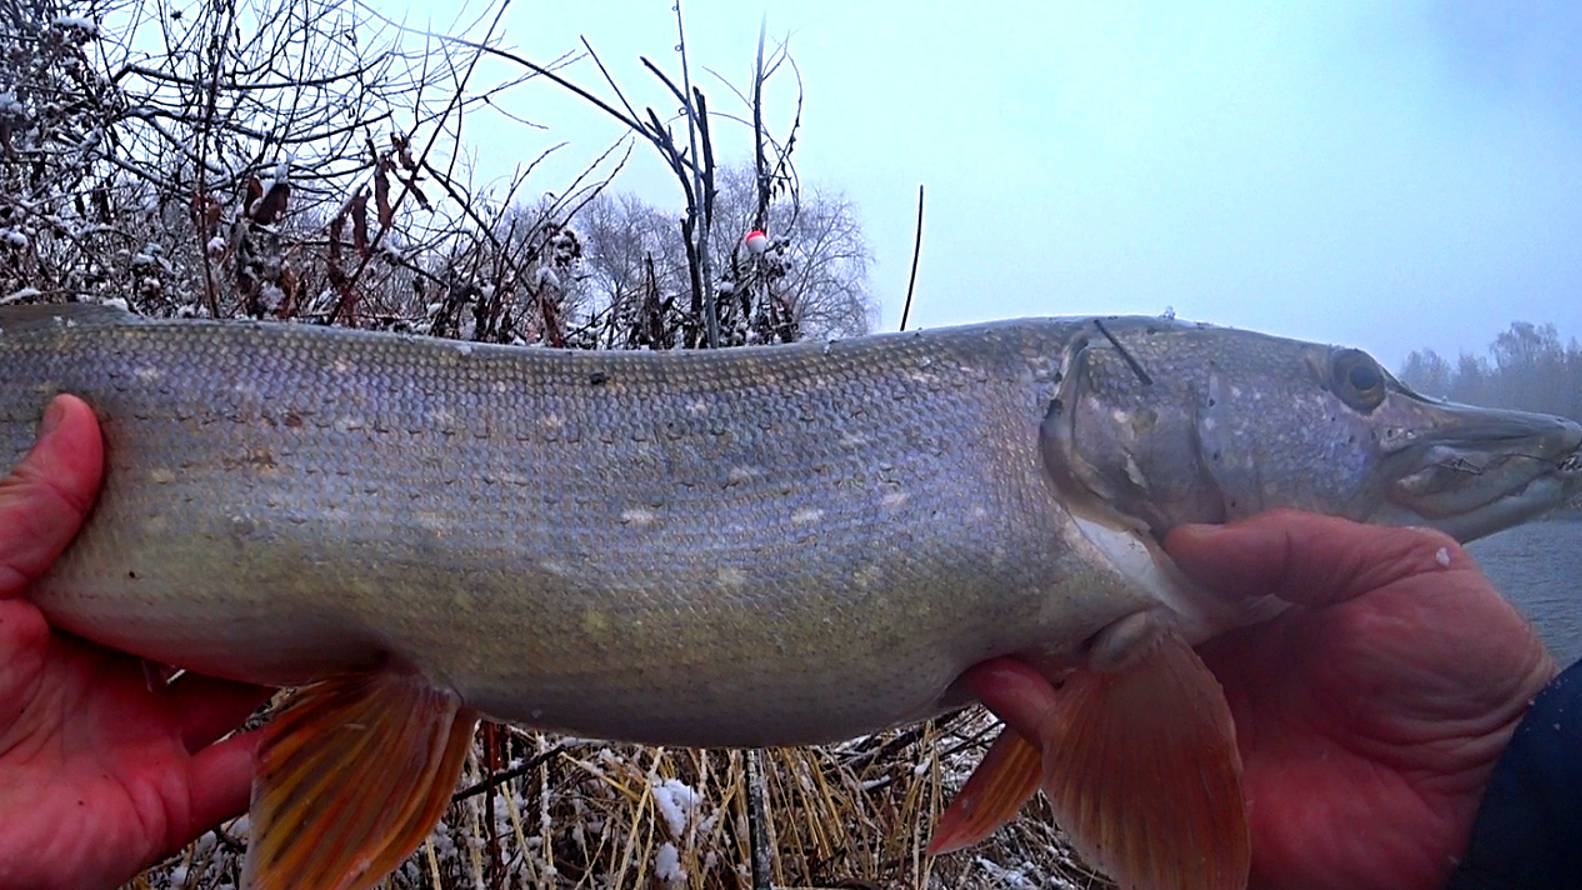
[943,634,1249,890]
[928,727,1042,854]
[241,670,478,890]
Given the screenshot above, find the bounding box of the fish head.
[1043,318,1582,542]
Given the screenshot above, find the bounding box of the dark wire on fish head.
[1091,318,1153,386]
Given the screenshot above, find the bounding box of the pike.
[3,303,1579,890]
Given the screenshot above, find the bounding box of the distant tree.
[1489,321,1567,413]
[1492,321,1562,369]
[568,164,875,346]
[1398,349,1453,398]
[1400,322,1580,421]
[1448,352,1491,407]
[708,163,874,340]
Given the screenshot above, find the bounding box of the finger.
[165,673,275,752]
[957,657,1060,743]
[176,730,261,850]
[1164,508,1471,608]
[0,395,104,598]
[0,597,49,653]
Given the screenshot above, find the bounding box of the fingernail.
[39,399,66,438]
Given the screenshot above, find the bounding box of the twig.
[746,747,774,890]
[671,0,718,347]
[451,742,570,804]
[752,15,770,233]
[900,184,924,331]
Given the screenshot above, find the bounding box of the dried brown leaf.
[255,181,290,225]
[374,162,393,228]
[350,190,370,260]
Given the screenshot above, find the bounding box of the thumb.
[956,658,1060,744]
[1164,508,1471,609]
[0,395,104,597]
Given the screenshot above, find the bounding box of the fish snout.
[1436,406,1581,460]
[1559,418,1582,481]
[1555,415,1582,458]
[1527,413,1582,472]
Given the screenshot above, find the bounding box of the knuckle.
[15,463,96,520]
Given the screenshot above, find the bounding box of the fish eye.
[1332,350,1386,412]
[1348,363,1382,392]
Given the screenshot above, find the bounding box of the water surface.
[1469,517,1582,665]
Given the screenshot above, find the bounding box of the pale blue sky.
[409,0,1582,368]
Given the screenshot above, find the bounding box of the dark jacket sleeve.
[1444,658,1582,889]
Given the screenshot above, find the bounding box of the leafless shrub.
[0,0,874,344]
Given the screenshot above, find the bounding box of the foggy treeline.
[1397,321,1582,421]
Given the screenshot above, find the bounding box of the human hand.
[0,396,270,890]
[1167,510,1555,890]
[962,509,1554,890]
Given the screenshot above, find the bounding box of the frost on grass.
[652,777,702,839]
[968,855,1087,890]
[655,842,686,886]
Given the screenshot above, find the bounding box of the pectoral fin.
[928,728,1042,854]
[940,635,1249,890]
[241,670,479,890]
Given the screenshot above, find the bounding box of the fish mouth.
[1388,407,1582,541]
[1562,450,1582,474]
[1561,446,1582,500]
